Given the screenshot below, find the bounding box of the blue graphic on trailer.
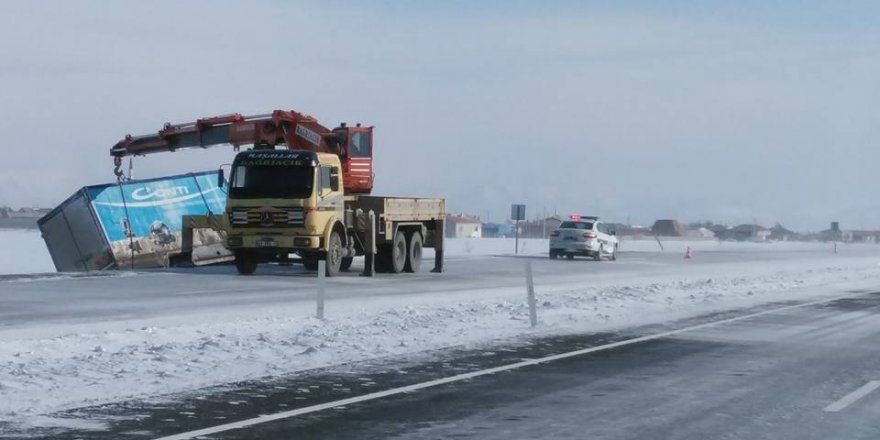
[87,173,226,242]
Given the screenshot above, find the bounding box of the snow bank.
[0,228,847,276]
[442,236,846,257]
[2,254,880,429]
[0,229,54,275]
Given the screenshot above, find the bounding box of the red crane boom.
[109,109,374,193]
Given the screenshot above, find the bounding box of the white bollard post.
[317,260,326,320]
[525,260,537,327]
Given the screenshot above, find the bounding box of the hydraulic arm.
[109,109,374,193]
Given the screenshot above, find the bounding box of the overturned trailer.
[38,171,232,272]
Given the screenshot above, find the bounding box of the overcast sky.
[1,1,878,231]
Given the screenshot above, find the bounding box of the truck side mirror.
[217,168,225,188]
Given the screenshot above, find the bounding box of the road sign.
[511,204,526,221]
[511,204,526,254]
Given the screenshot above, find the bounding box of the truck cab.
[221,149,350,275]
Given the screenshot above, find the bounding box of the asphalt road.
[4,245,880,439]
[25,289,880,440]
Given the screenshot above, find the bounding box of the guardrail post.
[525,260,537,327]
[317,260,326,319]
[432,218,445,273]
[362,210,376,277]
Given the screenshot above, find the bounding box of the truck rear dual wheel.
[404,232,422,273]
[341,257,354,271]
[376,230,422,274]
[390,230,408,273]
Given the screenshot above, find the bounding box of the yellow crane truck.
[109,109,446,276]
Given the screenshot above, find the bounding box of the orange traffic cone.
[684,247,692,259]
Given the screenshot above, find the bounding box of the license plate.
[256,238,277,247]
[564,236,576,241]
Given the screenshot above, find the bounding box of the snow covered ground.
[0,227,841,275]
[441,236,842,257]
[1,231,879,431]
[0,229,54,275]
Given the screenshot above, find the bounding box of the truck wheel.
[404,232,423,273]
[302,253,319,271]
[341,257,354,271]
[325,231,343,277]
[391,230,407,273]
[234,251,258,275]
[549,251,558,260]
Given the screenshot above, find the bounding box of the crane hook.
[113,156,125,182]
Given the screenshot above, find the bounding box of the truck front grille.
[229,207,305,228]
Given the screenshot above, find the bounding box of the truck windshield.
[229,165,314,199]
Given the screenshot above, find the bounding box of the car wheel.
[594,245,603,261]
[610,244,617,261]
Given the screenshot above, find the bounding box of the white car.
[549,216,618,261]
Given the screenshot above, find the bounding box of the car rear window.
[559,221,594,230]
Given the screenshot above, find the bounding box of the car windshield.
[229,165,314,199]
[559,221,594,230]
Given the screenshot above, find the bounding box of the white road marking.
[823,381,880,412]
[154,293,861,440]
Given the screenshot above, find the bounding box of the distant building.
[820,222,880,243]
[768,223,797,241]
[707,224,730,236]
[609,223,651,237]
[5,207,51,218]
[651,219,686,237]
[841,230,880,243]
[818,222,843,242]
[521,217,563,238]
[446,214,482,238]
[718,224,770,242]
[0,206,51,229]
[482,222,514,238]
[686,227,716,239]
